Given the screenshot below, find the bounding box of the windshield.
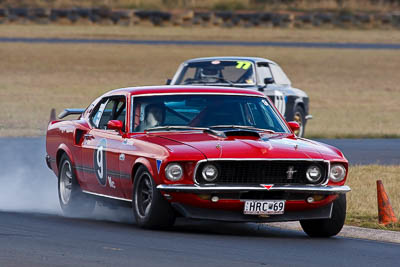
[131,94,289,133]
[174,60,256,86]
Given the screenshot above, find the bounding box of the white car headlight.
[165,163,183,181]
[330,164,346,182]
[202,164,219,182]
[306,165,322,183]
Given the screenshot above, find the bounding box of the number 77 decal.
[236,61,252,70]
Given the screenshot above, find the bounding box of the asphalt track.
[0,137,399,266]
[316,138,400,165]
[1,37,400,50]
[2,211,400,267]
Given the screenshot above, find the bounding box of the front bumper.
[158,184,349,222]
[172,202,333,222]
[157,184,351,194]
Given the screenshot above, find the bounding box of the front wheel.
[300,194,346,238]
[293,106,306,137]
[58,154,95,216]
[132,166,175,229]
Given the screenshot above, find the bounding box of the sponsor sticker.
[108,176,116,189]
[236,61,252,70]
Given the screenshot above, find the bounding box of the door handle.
[84,134,94,140]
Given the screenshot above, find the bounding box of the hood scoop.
[204,129,261,138]
[224,129,260,138]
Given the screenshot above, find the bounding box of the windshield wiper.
[209,125,275,133]
[183,78,209,85]
[145,126,208,132]
[215,77,234,86]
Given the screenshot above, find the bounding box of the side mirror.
[264,77,274,85]
[166,79,172,85]
[107,120,124,133]
[287,121,300,133]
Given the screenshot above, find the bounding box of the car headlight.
[330,164,346,182]
[202,164,219,182]
[306,165,322,183]
[165,163,183,182]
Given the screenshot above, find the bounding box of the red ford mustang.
[46,86,350,237]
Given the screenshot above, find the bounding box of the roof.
[104,85,265,97]
[183,56,277,65]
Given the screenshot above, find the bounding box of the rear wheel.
[58,154,95,216]
[293,106,306,137]
[133,166,175,229]
[300,194,346,238]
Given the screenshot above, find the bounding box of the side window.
[270,64,291,85]
[91,99,108,128]
[115,100,126,123]
[257,64,273,85]
[97,100,115,129]
[90,96,126,130]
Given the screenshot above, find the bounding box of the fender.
[133,157,156,182]
[56,143,74,174]
[320,143,346,159]
[293,97,311,118]
[293,97,304,109]
[290,98,306,122]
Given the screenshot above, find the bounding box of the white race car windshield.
[175,60,256,86]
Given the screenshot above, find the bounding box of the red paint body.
[46,86,349,220]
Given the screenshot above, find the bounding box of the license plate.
[243,200,285,215]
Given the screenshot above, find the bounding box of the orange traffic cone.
[377,180,398,225]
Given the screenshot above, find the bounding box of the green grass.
[3,24,400,44]
[346,165,400,231]
[346,214,400,231]
[0,25,400,138]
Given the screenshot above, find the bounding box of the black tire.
[58,154,96,216]
[132,166,175,229]
[293,106,306,137]
[300,194,347,238]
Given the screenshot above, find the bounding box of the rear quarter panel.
[46,119,88,178]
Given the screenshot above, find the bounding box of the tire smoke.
[0,137,134,224]
[0,138,60,213]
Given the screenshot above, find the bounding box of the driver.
[199,67,221,81]
[137,103,166,131]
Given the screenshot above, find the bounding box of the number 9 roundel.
[94,138,107,186]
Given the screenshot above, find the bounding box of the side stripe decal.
[74,165,131,179]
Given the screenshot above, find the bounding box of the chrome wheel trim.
[135,173,153,218]
[60,161,73,205]
[293,112,304,137]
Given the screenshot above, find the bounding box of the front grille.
[216,192,307,200]
[195,160,328,185]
